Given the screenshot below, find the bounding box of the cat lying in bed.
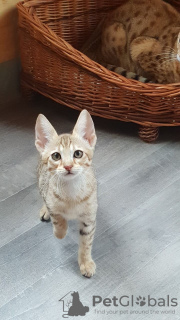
[81,0,180,84]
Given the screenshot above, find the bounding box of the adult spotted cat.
[82,0,180,84]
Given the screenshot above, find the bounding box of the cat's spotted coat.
[82,0,180,84]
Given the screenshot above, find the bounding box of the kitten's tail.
[106,65,152,83]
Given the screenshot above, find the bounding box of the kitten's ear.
[73,110,97,147]
[35,114,58,153]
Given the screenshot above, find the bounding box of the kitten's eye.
[51,152,61,161]
[74,150,83,158]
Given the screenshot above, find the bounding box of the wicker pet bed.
[17,0,180,142]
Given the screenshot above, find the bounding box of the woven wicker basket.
[17,0,180,142]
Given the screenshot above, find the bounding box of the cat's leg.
[130,36,163,82]
[101,22,127,65]
[78,220,96,278]
[40,204,50,221]
[50,214,68,239]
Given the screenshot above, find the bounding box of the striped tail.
[106,65,152,83]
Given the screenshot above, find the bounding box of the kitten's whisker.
[151,52,176,58]
[161,58,177,64]
[162,50,173,54]
[158,58,176,63]
[163,47,176,54]
[162,53,176,57]
[165,45,176,53]
[150,54,176,61]
[157,54,177,61]
[161,57,176,62]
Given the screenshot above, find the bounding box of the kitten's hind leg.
[40,204,50,221]
[78,220,96,278]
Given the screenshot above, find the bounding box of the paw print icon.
[136,296,146,307]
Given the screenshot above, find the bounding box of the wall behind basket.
[0,0,22,103]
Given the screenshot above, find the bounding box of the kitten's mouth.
[64,171,77,179]
[65,171,74,176]
[64,170,79,178]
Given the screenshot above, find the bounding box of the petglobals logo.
[59,291,89,318]
[59,292,178,318]
[93,295,178,308]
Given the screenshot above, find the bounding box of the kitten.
[82,0,180,84]
[35,110,97,278]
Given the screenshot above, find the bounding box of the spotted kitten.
[82,0,180,84]
[35,110,97,278]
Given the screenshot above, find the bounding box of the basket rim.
[17,0,180,97]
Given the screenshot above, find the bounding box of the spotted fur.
[35,110,97,278]
[81,0,180,84]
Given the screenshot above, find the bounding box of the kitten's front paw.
[40,205,50,221]
[52,217,68,239]
[53,228,67,239]
[79,260,96,278]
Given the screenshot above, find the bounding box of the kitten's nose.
[64,165,73,172]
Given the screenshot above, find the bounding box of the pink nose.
[64,165,73,172]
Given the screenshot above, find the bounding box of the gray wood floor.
[0,95,180,320]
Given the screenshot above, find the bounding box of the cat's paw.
[79,260,96,278]
[53,228,67,239]
[39,205,50,222]
[52,218,68,239]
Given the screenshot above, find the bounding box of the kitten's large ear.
[35,114,58,153]
[73,109,97,147]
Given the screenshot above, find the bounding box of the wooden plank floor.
[0,96,180,320]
